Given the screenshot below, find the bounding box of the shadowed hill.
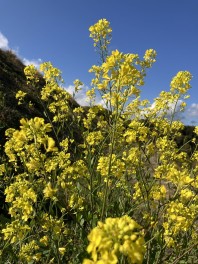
[0,49,81,145]
[0,50,45,133]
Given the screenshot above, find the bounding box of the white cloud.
[0,32,42,69]
[141,99,184,120]
[151,100,184,114]
[23,58,42,69]
[147,101,198,125]
[65,85,87,106]
[64,85,105,107]
[187,103,198,118]
[0,32,9,49]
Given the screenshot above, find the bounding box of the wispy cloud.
[0,32,9,50]
[64,85,105,107]
[22,58,42,69]
[142,99,185,121]
[184,103,198,125]
[65,84,89,106]
[0,32,42,68]
[187,103,198,118]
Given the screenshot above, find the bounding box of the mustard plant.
[0,18,197,264]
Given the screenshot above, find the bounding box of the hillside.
[0,49,82,146]
[0,50,46,143]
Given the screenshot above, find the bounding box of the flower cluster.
[89,48,156,114]
[83,215,145,264]
[89,18,112,47]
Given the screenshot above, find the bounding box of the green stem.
[101,111,118,221]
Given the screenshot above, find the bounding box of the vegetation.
[0,19,198,263]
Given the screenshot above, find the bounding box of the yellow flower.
[73,79,83,93]
[58,247,66,255]
[89,18,112,45]
[143,49,157,66]
[86,131,103,146]
[40,235,49,246]
[84,215,145,264]
[194,126,198,135]
[15,90,27,105]
[43,182,57,200]
[46,137,58,152]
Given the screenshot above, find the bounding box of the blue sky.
[0,0,198,125]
